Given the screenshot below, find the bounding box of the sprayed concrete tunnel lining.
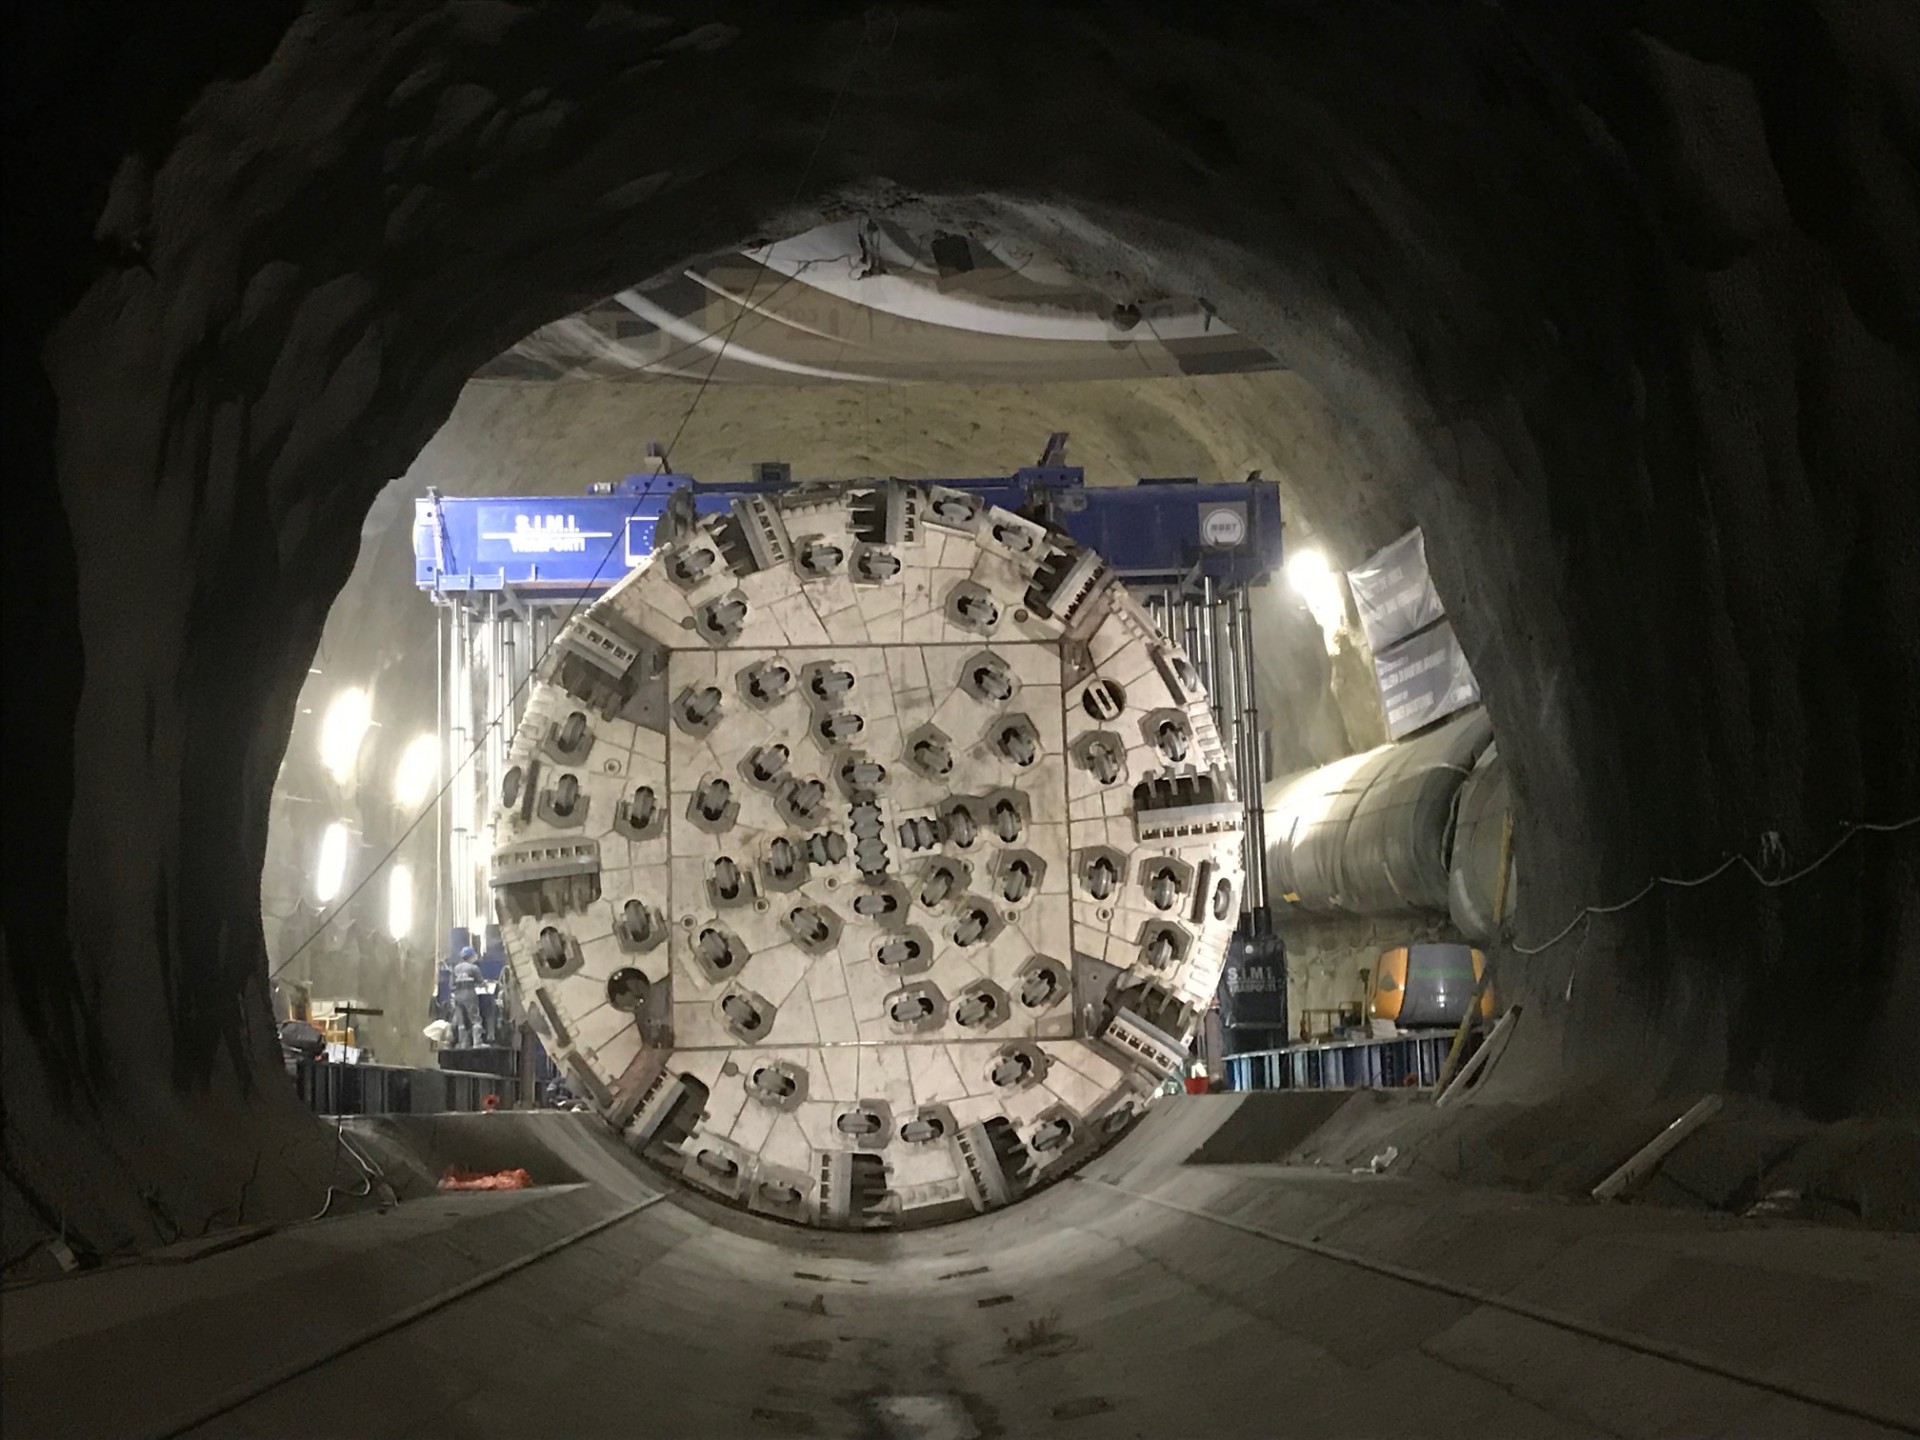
[4,3,1918,1435]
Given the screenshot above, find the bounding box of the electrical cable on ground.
[307,1116,380,1221]
[1510,813,1919,956]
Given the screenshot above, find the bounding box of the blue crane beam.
[414,467,1282,598]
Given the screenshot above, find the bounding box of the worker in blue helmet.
[450,945,484,1048]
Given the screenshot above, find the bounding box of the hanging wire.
[1510,813,1919,956]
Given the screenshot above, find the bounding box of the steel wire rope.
[271,21,882,980]
[1509,812,1920,956]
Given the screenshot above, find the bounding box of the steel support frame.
[1147,573,1267,922]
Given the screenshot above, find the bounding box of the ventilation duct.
[1447,743,1515,943]
[1264,708,1494,916]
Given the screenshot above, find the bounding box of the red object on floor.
[438,1166,533,1192]
[1183,1076,1209,1095]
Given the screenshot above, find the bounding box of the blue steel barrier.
[1224,1033,1454,1091]
[295,1061,520,1115]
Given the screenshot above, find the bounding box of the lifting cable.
[1510,812,1920,956]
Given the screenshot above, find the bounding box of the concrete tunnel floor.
[5,1099,1917,1440]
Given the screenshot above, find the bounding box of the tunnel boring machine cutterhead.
[423,463,1279,1227]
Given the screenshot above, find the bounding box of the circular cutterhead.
[492,481,1243,1228]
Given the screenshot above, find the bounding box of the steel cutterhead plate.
[492,480,1243,1228]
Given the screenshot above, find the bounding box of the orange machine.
[1369,944,1494,1028]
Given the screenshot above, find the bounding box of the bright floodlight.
[392,733,440,809]
[318,687,373,784]
[1285,547,1331,594]
[387,863,413,940]
[1285,548,1346,653]
[315,822,350,903]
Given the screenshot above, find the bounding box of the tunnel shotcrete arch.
[6,1,1915,1258]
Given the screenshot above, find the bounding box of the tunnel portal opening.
[9,3,1916,1276]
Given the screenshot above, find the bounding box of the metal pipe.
[433,598,445,964]
[456,599,472,929]
[1201,575,1231,778]
[483,592,507,909]
[1193,601,1207,693]
[501,599,520,736]
[533,608,552,703]
[1220,596,1252,915]
[1212,591,1230,718]
[1236,584,1268,912]
[1592,1095,1725,1200]
[1235,596,1261,910]
[1181,594,1202,691]
[525,607,542,723]
[1184,588,1200,693]
[482,595,496,786]
[523,608,540,706]
[1198,575,1217,702]
[1433,1004,1521,1107]
[1430,968,1493,1099]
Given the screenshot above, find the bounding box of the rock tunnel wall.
[4,1,1916,1258]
